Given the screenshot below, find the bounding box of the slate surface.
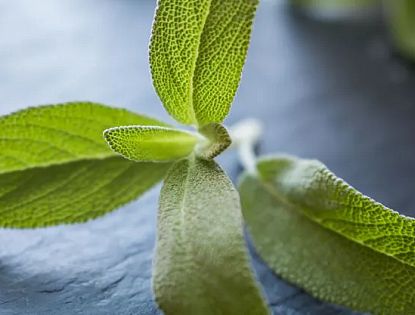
[0,0,414,314]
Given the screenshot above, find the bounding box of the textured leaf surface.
[239,156,415,314]
[150,0,258,125]
[0,103,170,227]
[104,126,198,162]
[257,155,415,267]
[0,158,170,228]
[0,102,167,173]
[153,157,269,315]
[196,123,231,159]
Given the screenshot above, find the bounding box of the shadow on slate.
[0,0,414,314]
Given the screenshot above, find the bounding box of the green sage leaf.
[153,157,269,315]
[239,155,415,314]
[104,126,198,162]
[0,103,170,227]
[0,102,167,173]
[196,123,231,159]
[150,0,258,126]
[0,158,170,228]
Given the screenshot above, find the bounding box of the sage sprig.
[0,0,268,314]
[1,0,413,314]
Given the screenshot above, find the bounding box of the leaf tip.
[103,127,115,147]
[103,127,126,158]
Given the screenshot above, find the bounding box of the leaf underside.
[197,123,231,159]
[150,0,258,125]
[153,157,269,315]
[0,103,170,227]
[239,155,415,314]
[104,126,198,162]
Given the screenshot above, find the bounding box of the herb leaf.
[239,155,415,314]
[0,103,170,227]
[257,155,415,267]
[0,102,167,173]
[153,157,269,315]
[104,126,198,162]
[196,123,231,159]
[0,158,170,228]
[150,0,258,126]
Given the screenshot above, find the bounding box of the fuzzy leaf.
[0,103,170,227]
[0,102,167,173]
[153,157,269,315]
[239,155,415,314]
[196,123,231,159]
[150,0,258,126]
[104,126,198,162]
[0,158,170,228]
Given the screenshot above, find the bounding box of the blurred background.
[0,0,414,314]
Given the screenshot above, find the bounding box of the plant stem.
[229,119,263,174]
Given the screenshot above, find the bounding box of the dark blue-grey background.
[0,0,414,314]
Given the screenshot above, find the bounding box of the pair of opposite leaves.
[1,1,414,315]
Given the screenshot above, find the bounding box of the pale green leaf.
[0,102,167,173]
[0,103,170,227]
[150,0,258,125]
[239,155,415,314]
[104,126,198,162]
[196,123,231,159]
[153,157,269,315]
[257,155,415,267]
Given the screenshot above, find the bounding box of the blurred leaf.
[0,103,170,227]
[239,155,415,314]
[385,0,415,59]
[153,157,269,315]
[150,0,258,125]
[104,126,198,162]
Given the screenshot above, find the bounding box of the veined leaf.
[239,155,415,314]
[104,126,198,162]
[153,157,269,315]
[150,0,258,126]
[0,158,170,228]
[0,102,167,173]
[257,155,415,267]
[196,123,231,159]
[0,103,170,227]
